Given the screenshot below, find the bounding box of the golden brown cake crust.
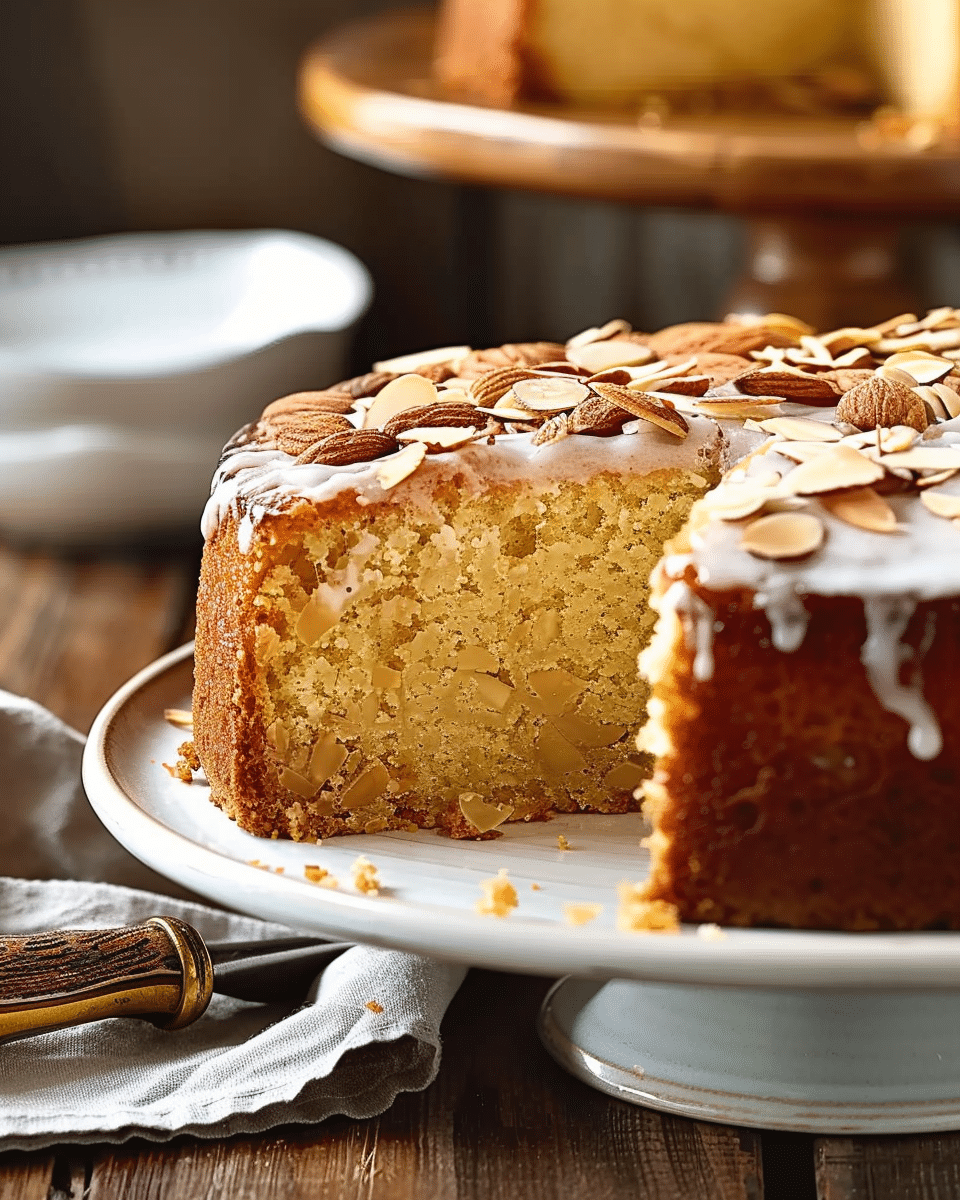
[642,583,960,931]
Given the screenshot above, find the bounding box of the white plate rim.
[82,643,960,990]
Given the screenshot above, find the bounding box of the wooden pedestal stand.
[298,8,960,328]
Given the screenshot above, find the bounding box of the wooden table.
[1,541,960,1198]
[298,8,960,329]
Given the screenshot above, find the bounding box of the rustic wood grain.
[0,546,198,733]
[85,972,764,1200]
[0,1155,54,1200]
[816,1135,960,1199]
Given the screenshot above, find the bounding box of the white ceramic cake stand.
[83,643,960,1134]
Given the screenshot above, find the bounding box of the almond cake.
[195,308,960,930]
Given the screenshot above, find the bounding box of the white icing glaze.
[663,581,717,682]
[201,417,725,540]
[861,597,942,761]
[674,425,960,759]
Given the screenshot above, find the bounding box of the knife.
[0,917,351,1044]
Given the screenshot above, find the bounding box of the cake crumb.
[365,1000,384,1013]
[616,882,680,933]
[475,868,518,918]
[631,1064,646,1078]
[163,707,194,728]
[304,864,339,889]
[351,855,380,895]
[557,835,572,851]
[696,922,728,941]
[563,902,603,927]
[530,883,542,891]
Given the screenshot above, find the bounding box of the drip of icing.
[754,585,810,653]
[664,581,716,682]
[861,597,942,761]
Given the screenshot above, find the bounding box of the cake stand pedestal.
[298,8,960,327]
[539,977,960,1134]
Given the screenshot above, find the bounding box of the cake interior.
[200,464,716,841]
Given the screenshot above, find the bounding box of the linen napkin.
[0,689,466,1149]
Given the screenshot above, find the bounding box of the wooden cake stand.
[298,7,960,328]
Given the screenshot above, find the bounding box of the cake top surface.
[203,308,960,593]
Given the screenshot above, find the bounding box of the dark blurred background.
[5,0,960,371]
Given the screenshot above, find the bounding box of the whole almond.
[297,429,398,466]
[568,394,632,435]
[456,342,566,379]
[469,366,538,406]
[591,383,689,437]
[269,413,353,455]
[836,376,929,433]
[735,368,840,403]
[332,372,396,399]
[383,400,482,438]
[262,390,357,419]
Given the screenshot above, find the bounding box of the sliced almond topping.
[703,485,784,521]
[883,351,954,384]
[373,345,469,374]
[741,512,825,560]
[878,327,960,354]
[933,383,960,418]
[694,400,784,420]
[565,318,632,349]
[511,376,591,412]
[819,486,899,533]
[592,383,688,438]
[785,445,885,494]
[649,374,711,397]
[769,441,837,464]
[818,326,882,352]
[375,441,428,489]
[396,425,479,451]
[478,404,534,421]
[363,374,439,430]
[876,364,923,388]
[531,412,572,446]
[459,792,515,833]
[913,386,950,421]
[565,339,653,373]
[757,416,843,442]
[920,490,960,518]
[877,425,919,454]
[297,429,398,467]
[568,394,631,435]
[917,467,960,488]
[878,447,960,471]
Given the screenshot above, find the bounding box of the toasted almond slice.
[511,376,591,412]
[375,441,427,489]
[917,467,960,488]
[363,374,439,430]
[649,374,711,397]
[820,486,899,533]
[874,313,918,334]
[773,441,839,463]
[703,485,783,521]
[920,490,960,518]
[396,425,479,451]
[785,445,885,494]
[878,425,920,454]
[694,396,785,420]
[565,318,632,349]
[592,383,689,437]
[741,512,825,559]
[884,351,954,384]
[877,447,960,471]
[758,416,843,442]
[913,386,950,421]
[878,328,960,354]
[373,345,469,374]
[818,326,883,352]
[752,312,816,339]
[164,707,194,728]
[878,364,931,389]
[458,792,515,833]
[627,355,698,383]
[918,306,959,330]
[478,404,535,421]
[565,339,654,373]
[933,383,960,418]
[797,335,836,365]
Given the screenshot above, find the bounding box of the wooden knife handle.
[0,917,214,1043]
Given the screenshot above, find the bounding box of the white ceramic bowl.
[0,230,372,543]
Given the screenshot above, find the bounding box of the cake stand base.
[538,977,960,1134]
